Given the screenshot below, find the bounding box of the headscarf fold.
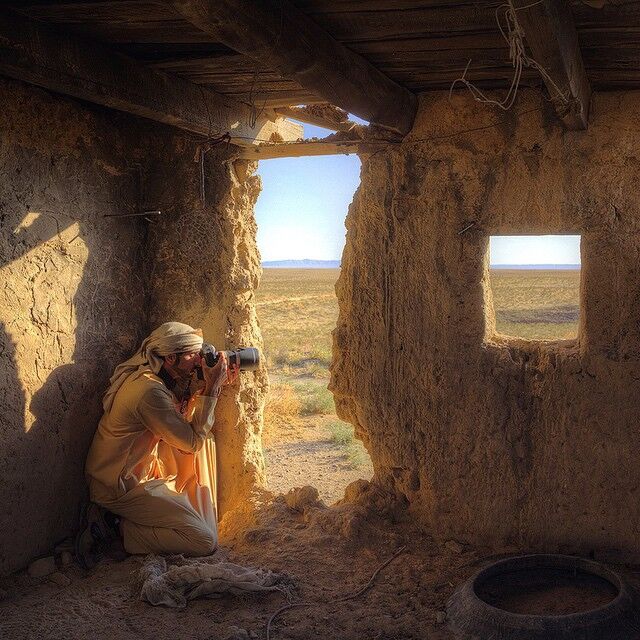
[103,322,204,413]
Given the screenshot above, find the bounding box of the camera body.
[196,343,260,379]
[200,343,219,368]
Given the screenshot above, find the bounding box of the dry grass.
[262,379,335,446]
[256,269,338,377]
[257,267,581,459]
[262,383,301,446]
[292,380,335,415]
[490,269,580,340]
[327,419,370,467]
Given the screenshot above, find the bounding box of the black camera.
[196,343,260,379]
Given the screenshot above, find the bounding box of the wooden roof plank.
[238,139,362,159]
[7,1,640,100]
[12,1,207,43]
[294,6,498,41]
[0,9,302,146]
[350,33,509,54]
[15,1,177,23]
[226,90,325,107]
[294,0,492,11]
[167,0,418,135]
[275,104,355,131]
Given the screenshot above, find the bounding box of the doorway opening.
[255,121,373,504]
[488,235,581,341]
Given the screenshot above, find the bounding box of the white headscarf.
[103,322,204,413]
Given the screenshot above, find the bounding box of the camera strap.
[178,384,192,415]
[158,367,192,415]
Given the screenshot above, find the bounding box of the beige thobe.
[86,368,218,555]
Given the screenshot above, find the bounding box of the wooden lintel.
[167,0,418,136]
[275,105,355,132]
[237,140,365,160]
[513,0,591,129]
[0,10,302,146]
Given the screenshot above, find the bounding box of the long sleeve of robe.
[85,368,219,556]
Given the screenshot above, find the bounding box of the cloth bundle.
[138,554,290,608]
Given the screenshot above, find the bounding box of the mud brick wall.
[0,78,150,573]
[332,90,640,558]
[9,69,640,574]
[145,151,268,519]
[0,77,266,573]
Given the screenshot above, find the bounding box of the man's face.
[165,349,202,378]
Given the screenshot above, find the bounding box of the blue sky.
[255,121,361,261]
[255,121,581,266]
[490,235,581,265]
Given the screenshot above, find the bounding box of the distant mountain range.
[262,260,580,270]
[262,259,341,268]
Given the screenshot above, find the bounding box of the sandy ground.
[3,482,639,640]
[0,485,480,640]
[264,414,373,505]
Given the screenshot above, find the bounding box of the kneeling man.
[81,321,229,562]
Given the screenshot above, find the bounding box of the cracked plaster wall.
[332,90,640,558]
[0,77,265,573]
[0,78,149,574]
[145,152,267,519]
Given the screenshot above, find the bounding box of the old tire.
[447,554,640,640]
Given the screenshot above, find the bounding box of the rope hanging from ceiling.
[450,0,570,111]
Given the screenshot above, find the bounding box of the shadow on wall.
[0,82,255,571]
[0,184,146,574]
[0,323,27,570]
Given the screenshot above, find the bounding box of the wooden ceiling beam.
[167,0,418,136]
[237,139,362,160]
[237,125,398,160]
[234,91,326,109]
[513,0,591,129]
[0,10,302,147]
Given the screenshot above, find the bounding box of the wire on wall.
[194,133,232,206]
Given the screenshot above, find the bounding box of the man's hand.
[226,361,240,386]
[201,351,228,397]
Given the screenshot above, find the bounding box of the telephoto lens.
[199,344,260,372]
[225,347,260,371]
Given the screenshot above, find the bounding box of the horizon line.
[262,260,581,269]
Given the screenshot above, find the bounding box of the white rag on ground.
[138,554,291,608]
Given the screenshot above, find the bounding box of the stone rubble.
[27,557,56,578]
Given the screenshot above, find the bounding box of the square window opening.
[487,235,581,341]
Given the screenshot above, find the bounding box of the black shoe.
[74,503,115,569]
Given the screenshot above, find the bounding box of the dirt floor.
[0,484,488,640]
[264,412,373,505]
[3,488,640,640]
